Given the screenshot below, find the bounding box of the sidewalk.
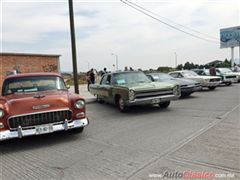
[69,84,96,103]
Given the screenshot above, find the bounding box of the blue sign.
[220,26,240,48]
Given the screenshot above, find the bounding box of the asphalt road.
[0,84,239,180]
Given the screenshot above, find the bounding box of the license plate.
[152,98,160,104]
[36,125,53,135]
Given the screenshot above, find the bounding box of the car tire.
[70,127,84,134]
[181,92,192,97]
[117,96,129,112]
[225,82,232,86]
[208,86,216,90]
[97,95,104,103]
[159,101,171,108]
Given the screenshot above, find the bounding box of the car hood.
[226,72,240,76]
[189,75,219,80]
[160,78,198,86]
[3,90,70,116]
[120,82,175,92]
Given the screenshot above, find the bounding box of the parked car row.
[0,68,238,141]
[89,69,239,112]
[89,71,181,112]
[192,68,239,86]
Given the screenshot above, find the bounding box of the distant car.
[89,71,181,112]
[192,69,236,86]
[168,70,221,90]
[147,73,201,97]
[0,73,89,141]
[217,68,240,83]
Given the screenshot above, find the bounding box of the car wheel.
[97,95,104,103]
[159,101,171,108]
[117,96,129,112]
[208,86,216,90]
[70,127,84,134]
[225,82,232,86]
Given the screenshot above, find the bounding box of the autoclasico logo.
[149,171,235,179]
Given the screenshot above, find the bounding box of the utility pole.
[231,47,234,68]
[68,0,79,94]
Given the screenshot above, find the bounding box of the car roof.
[5,72,62,80]
[148,72,166,74]
[104,71,143,76]
[169,70,183,73]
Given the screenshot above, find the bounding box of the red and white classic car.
[0,73,89,141]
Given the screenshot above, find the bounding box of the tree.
[157,66,173,72]
[176,64,183,70]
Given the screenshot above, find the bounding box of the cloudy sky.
[1,0,240,72]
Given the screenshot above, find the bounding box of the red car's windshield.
[2,76,67,96]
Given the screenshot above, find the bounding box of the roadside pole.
[231,47,234,68]
[68,0,79,94]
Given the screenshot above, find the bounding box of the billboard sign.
[220,26,240,48]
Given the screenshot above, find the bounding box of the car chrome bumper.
[126,94,179,106]
[222,78,238,83]
[203,82,220,87]
[181,86,202,93]
[0,118,89,141]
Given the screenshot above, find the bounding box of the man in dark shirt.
[89,69,95,84]
[209,64,216,76]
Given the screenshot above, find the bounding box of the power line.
[125,0,219,41]
[120,0,220,45]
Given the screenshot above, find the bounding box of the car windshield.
[152,73,172,81]
[2,76,67,96]
[218,68,232,73]
[182,71,199,77]
[113,72,151,85]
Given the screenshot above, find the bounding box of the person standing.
[89,68,95,84]
[233,64,240,72]
[209,64,216,76]
[101,67,108,76]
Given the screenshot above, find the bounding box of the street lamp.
[111,53,118,71]
[174,52,177,68]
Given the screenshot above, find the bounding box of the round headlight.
[173,86,180,96]
[129,90,135,101]
[75,100,85,109]
[0,109,4,118]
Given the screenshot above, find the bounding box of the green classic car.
[89,71,181,112]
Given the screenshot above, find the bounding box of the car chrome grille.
[135,90,173,99]
[209,78,221,82]
[8,110,72,130]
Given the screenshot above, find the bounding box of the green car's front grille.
[135,90,173,99]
